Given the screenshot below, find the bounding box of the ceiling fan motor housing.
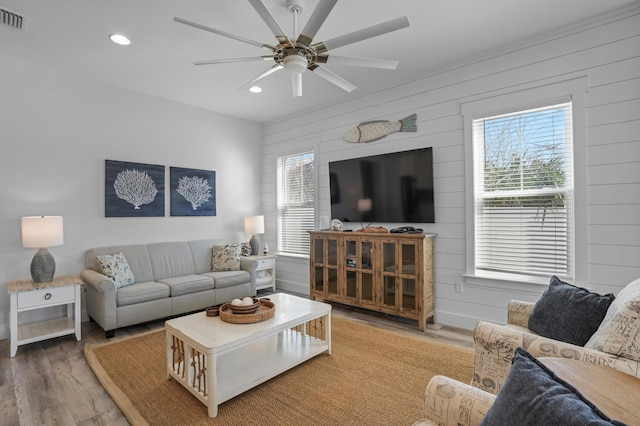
[283,53,308,74]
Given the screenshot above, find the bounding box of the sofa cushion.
[202,270,250,289]
[586,277,640,362]
[187,239,224,274]
[211,244,242,271]
[480,348,624,426]
[87,244,154,283]
[96,252,136,288]
[116,281,170,307]
[147,242,196,281]
[528,276,615,346]
[158,274,215,297]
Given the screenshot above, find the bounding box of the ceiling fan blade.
[292,73,302,97]
[193,56,273,66]
[296,0,338,47]
[313,16,409,54]
[174,16,276,51]
[316,55,399,70]
[248,0,294,48]
[239,64,283,89]
[310,65,356,93]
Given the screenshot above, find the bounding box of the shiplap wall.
[260,5,640,330]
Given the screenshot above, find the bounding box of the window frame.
[462,78,587,286]
[275,144,317,258]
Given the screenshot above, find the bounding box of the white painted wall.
[0,55,263,339]
[261,6,640,330]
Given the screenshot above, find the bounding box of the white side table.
[247,255,277,291]
[7,274,82,357]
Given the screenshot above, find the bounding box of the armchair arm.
[418,375,494,426]
[507,300,534,328]
[471,321,640,395]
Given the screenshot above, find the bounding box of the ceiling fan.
[174,0,409,97]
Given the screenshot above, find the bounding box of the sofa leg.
[105,330,115,339]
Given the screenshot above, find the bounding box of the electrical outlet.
[455,280,464,293]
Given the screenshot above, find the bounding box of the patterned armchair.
[471,300,640,395]
[412,299,640,425]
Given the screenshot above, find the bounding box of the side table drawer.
[256,258,275,270]
[17,285,75,309]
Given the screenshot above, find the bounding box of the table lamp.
[21,216,64,283]
[244,215,264,255]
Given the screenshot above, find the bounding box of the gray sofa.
[80,239,262,338]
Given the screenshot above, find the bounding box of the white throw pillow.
[585,277,640,361]
[211,244,242,272]
[96,252,136,288]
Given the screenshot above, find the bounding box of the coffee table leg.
[166,331,173,380]
[207,353,218,418]
[326,313,332,355]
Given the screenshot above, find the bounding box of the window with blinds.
[472,102,574,279]
[277,150,315,256]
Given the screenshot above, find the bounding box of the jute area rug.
[85,317,473,426]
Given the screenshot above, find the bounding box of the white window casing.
[462,77,587,286]
[277,149,316,256]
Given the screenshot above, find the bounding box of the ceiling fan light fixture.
[283,54,308,74]
[109,33,131,46]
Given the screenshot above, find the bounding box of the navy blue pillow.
[528,276,614,346]
[480,348,626,426]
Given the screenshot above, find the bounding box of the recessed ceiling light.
[109,34,131,46]
[249,86,262,94]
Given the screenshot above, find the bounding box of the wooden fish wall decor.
[343,113,417,143]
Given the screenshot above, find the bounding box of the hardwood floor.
[1,291,473,425]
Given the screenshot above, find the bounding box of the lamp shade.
[22,216,64,248]
[244,215,265,235]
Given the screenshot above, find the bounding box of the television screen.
[329,147,435,224]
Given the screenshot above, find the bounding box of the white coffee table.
[165,293,332,418]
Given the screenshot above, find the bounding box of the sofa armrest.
[507,300,534,328]
[239,257,259,295]
[80,268,118,332]
[417,375,495,426]
[80,269,117,295]
[471,321,640,395]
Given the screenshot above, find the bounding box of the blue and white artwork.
[105,160,165,217]
[170,167,216,216]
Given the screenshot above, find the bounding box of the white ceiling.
[1,0,637,123]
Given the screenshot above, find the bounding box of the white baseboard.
[275,279,309,297]
[434,309,505,331]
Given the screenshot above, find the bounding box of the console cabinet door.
[400,241,420,313]
[310,234,339,297]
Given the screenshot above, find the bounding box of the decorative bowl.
[228,297,260,314]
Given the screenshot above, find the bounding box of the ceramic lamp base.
[31,248,55,283]
[249,234,261,255]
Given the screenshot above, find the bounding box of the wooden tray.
[219,299,275,324]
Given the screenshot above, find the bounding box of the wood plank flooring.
[1,291,473,425]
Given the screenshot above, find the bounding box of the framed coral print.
[170,167,216,216]
[105,160,165,217]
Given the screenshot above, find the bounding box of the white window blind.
[473,102,574,279]
[277,150,315,255]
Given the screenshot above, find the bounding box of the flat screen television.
[329,147,435,224]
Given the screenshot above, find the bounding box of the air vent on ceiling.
[1,8,26,31]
